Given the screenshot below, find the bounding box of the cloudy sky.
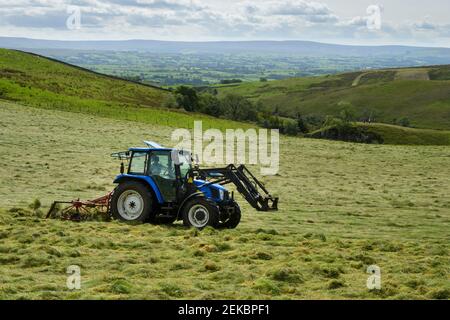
[0,0,449,46]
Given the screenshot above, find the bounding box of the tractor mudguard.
[176,192,217,220]
[113,174,164,204]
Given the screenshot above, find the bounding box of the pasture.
[0,101,449,299]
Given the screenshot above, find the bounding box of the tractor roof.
[129,147,173,152]
[128,141,173,152]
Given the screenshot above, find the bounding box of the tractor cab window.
[148,152,175,180]
[129,152,147,175]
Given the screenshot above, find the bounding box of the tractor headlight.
[219,189,224,200]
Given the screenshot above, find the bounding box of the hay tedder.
[47,141,278,229]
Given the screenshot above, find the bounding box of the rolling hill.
[1,48,449,145]
[215,66,450,131]
[2,37,450,59]
[0,48,251,131]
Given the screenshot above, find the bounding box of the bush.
[398,117,411,127]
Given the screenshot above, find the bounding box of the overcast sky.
[0,0,449,46]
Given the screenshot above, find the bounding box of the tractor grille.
[211,188,229,201]
[211,188,219,199]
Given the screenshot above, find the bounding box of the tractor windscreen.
[177,150,192,178]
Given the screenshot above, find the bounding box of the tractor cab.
[125,147,187,203]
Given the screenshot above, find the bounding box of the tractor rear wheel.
[110,181,153,223]
[182,198,219,229]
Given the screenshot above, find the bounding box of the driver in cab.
[150,155,164,176]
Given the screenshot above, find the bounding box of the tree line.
[166,86,411,136]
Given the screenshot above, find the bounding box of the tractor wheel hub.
[117,190,144,220]
[188,204,209,228]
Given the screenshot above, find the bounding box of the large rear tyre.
[110,181,153,223]
[219,203,241,229]
[182,198,219,229]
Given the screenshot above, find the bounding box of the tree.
[258,112,285,132]
[337,101,357,123]
[295,113,309,133]
[220,94,257,122]
[163,94,180,109]
[339,107,356,123]
[198,93,223,117]
[175,86,199,112]
[284,121,299,136]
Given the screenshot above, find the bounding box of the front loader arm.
[194,164,278,212]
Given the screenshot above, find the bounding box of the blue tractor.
[47,141,278,229]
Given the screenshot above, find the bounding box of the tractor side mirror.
[120,162,124,174]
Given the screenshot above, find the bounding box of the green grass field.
[215,67,450,131]
[1,101,449,300]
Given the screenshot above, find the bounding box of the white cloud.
[0,0,449,46]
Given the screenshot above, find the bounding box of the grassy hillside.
[1,101,449,299]
[0,49,168,106]
[309,123,450,146]
[1,49,449,144]
[215,66,450,130]
[359,123,450,145]
[0,49,252,131]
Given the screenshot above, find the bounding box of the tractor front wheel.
[182,198,219,229]
[110,181,153,223]
[219,202,241,229]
